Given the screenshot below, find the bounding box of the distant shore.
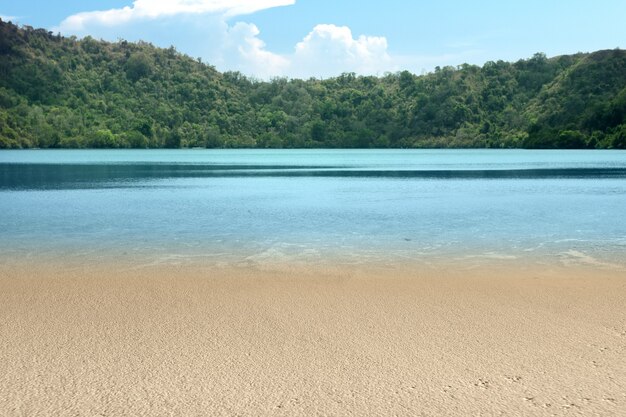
[3,18,626,151]
[1,260,624,416]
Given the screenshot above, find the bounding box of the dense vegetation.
[1,19,625,149]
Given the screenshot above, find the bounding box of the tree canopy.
[1,20,625,149]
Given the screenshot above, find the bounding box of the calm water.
[1,149,626,267]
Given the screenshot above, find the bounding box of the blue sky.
[1,0,624,78]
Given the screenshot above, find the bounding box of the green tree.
[0,20,625,150]
[125,53,152,82]
[556,130,587,148]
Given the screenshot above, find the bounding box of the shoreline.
[1,260,625,416]
[2,246,625,273]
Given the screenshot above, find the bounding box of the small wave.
[559,250,623,269]
[129,252,232,269]
[244,244,322,266]
[460,252,518,260]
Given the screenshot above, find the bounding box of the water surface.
[1,149,625,267]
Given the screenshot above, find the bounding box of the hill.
[1,19,625,149]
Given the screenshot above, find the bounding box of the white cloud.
[53,0,293,79]
[52,2,482,79]
[255,24,480,79]
[288,24,392,78]
[56,0,294,32]
[223,22,289,78]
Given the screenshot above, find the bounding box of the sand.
[0,260,625,416]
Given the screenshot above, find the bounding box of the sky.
[1,0,625,79]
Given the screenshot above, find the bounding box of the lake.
[1,149,626,267]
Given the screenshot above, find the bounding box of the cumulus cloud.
[56,0,294,32]
[223,22,289,78]
[53,0,292,79]
[213,23,396,79]
[243,26,482,78]
[289,24,392,78]
[52,2,480,79]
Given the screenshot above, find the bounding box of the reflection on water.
[1,149,625,267]
[3,163,626,190]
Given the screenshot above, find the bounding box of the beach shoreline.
[1,259,625,416]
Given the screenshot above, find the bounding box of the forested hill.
[1,20,625,149]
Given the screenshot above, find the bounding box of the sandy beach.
[1,260,625,416]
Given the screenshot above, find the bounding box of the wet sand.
[1,260,625,416]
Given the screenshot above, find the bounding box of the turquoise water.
[1,149,626,267]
